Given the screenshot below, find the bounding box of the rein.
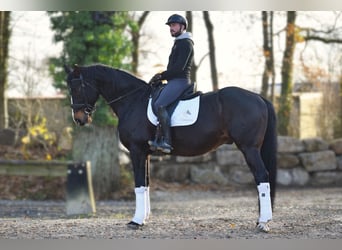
[106,85,147,105]
[70,69,149,112]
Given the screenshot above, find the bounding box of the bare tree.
[186,11,197,85]
[261,11,275,101]
[131,11,150,74]
[0,11,11,129]
[203,11,218,91]
[278,11,297,136]
[298,12,342,138]
[277,11,342,136]
[8,53,48,127]
[185,11,211,91]
[340,74,342,137]
[300,12,342,45]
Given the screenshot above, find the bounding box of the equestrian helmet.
[165,14,187,29]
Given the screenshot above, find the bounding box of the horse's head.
[64,65,99,126]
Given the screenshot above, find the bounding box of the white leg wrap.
[132,186,150,225]
[257,182,272,223]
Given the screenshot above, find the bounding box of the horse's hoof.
[127,221,144,230]
[256,222,270,233]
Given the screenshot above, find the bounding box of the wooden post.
[66,161,96,215]
[72,126,120,199]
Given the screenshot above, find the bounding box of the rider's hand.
[149,73,162,85]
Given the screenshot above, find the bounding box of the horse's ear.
[73,64,81,77]
[64,65,72,74]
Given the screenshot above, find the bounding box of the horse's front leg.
[127,146,151,229]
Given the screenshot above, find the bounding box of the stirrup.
[157,142,173,154]
[148,139,158,151]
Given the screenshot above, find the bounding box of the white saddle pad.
[147,96,200,127]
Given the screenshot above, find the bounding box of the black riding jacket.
[160,32,194,82]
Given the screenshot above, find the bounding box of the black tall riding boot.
[157,106,173,153]
[148,106,173,153]
[148,123,162,151]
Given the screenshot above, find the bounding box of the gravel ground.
[0,186,341,239]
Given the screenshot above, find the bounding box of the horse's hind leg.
[240,146,272,232]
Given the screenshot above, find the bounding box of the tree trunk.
[72,126,120,200]
[269,12,276,103]
[186,11,198,89]
[0,11,11,130]
[131,11,149,74]
[203,11,219,91]
[261,11,275,101]
[278,11,297,135]
[339,75,342,137]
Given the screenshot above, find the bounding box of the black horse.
[64,64,277,232]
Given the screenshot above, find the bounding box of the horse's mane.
[81,63,147,85]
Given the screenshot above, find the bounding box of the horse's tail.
[261,98,278,207]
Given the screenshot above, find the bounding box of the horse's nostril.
[73,118,83,126]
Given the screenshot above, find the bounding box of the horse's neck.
[96,69,137,99]
[101,71,149,117]
[111,69,144,92]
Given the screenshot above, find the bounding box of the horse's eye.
[70,78,82,89]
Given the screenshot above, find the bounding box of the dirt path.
[0,186,341,239]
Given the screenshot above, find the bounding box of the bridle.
[69,74,97,116]
[69,72,148,114]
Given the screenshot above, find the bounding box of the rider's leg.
[156,106,173,153]
[148,123,161,151]
[148,78,190,153]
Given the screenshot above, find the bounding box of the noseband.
[69,74,97,115]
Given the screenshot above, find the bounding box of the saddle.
[148,82,202,127]
[150,82,201,115]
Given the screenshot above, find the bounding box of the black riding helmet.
[165,14,187,29]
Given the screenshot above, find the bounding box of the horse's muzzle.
[73,110,92,126]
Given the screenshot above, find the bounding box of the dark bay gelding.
[64,64,277,232]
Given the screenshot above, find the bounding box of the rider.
[148,14,194,154]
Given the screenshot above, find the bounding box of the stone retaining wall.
[147,136,342,187]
